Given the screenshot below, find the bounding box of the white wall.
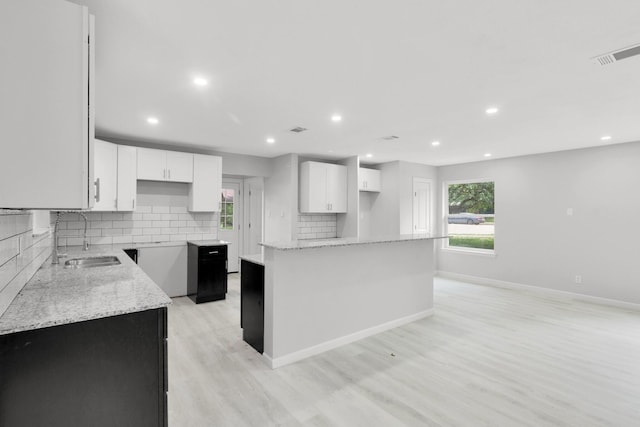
[369,161,437,236]
[437,141,640,304]
[264,154,298,242]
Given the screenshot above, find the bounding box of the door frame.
[412,177,432,234]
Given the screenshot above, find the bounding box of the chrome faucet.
[52,211,89,265]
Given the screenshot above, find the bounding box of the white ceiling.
[74,0,640,165]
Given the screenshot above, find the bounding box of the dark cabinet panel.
[241,259,264,353]
[0,308,168,427]
[187,243,228,303]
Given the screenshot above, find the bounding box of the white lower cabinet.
[299,161,347,213]
[138,245,188,298]
[188,154,222,212]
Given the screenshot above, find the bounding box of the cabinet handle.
[94,178,100,202]
[209,251,219,254]
[132,199,135,210]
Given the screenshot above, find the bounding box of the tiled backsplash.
[0,210,51,317]
[53,205,218,247]
[297,213,337,240]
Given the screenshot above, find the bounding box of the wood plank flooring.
[168,275,640,426]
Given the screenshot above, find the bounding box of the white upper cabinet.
[92,142,137,212]
[188,154,222,212]
[300,161,347,213]
[0,0,95,209]
[93,140,118,211]
[359,168,381,192]
[116,145,137,211]
[137,148,193,183]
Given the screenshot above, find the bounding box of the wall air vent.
[593,43,640,66]
[289,126,308,133]
[381,135,399,141]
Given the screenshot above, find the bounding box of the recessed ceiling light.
[484,153,492,157]
[266,137,275,144]
[193,77,208,86]
[485,107,499,115]
[431,141,441,146]
[147,117,159,125]
[365,153,373,158]
[331,114,342,122]
[601,135,612,141]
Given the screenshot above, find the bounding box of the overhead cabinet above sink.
[137,148,194,183]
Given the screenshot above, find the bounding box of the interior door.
[413,178,431,234]
[218,181,241,272]
[243,177,264,256]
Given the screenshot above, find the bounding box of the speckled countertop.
[0,245,171,335]
[187,239,229,247]
[260,233,448,251]
[240,253,264,266]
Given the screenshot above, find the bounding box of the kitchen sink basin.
[64,256,121,269]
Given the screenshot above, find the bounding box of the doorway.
[219,180,242,272]
[413,177,431,234]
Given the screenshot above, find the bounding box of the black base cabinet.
[187,243,228,304]
[0,308,168,427]
[241,259,264,353]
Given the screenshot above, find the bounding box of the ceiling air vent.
[593,43,640,66]
[381,135,399,141]
[289,126,308,133]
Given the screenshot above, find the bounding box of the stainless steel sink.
[64,256,121,269]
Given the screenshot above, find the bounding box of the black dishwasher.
[187,242,228,304]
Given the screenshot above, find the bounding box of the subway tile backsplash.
[0,210,51,317]
[297,213,337,240]
[53,205,219,246]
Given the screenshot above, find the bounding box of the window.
[220,189,234,230]
[445,180,494,252]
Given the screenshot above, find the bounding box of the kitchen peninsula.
[257,234,446,368]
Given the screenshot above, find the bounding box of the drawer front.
[198,245,227,259]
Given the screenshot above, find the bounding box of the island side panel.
[264,239,434,366]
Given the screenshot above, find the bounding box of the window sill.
[441,247,496,257]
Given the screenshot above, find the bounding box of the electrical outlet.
[575,275,582,284]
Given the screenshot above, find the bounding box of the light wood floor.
[168,275,640,426]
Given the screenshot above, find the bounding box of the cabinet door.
[188,154,222,212]
[137,148,166,181]
[138,246,188,297]
[166,151,193,183]
[359,168,381,192]
[300,162,329,213]
[117,145,137,211]
[0,0,93,209]
[92,140,117,211]
[327,164,347,212]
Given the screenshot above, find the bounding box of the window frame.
[442,178,496,256]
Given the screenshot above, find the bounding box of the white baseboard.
[436,271,640,311]
[264,309,434,369]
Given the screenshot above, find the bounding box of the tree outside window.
[446,181,494,251]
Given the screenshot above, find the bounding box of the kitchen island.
[259,234,445,368]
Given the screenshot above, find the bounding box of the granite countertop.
[260,233,448,251]
[0,245,171,336]
[187,239,230,247]
[240,253,264,266]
